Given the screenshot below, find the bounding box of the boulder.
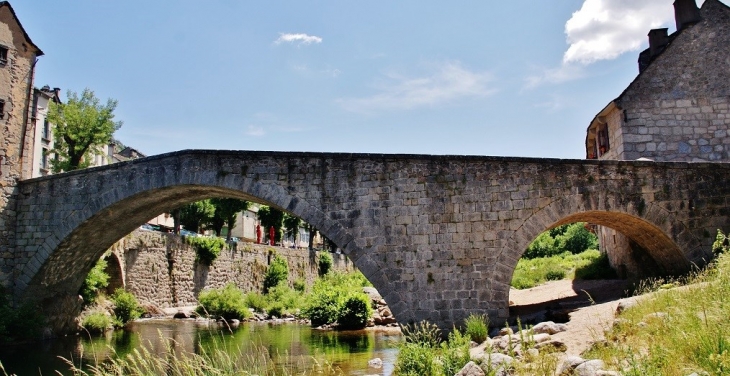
[615,299,637,314]
[556,355,586,375]
[455,361,485,376]
[574,359,605,376]
[532,321,568,335]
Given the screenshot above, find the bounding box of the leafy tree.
[79,257,110,305]
[178,200,215,233]
[283,213,302,245]
[258,205,284,243]
[47,88,122,172]
[210,198,250,240]
[306,223,318,250]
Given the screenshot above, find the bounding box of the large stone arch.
[19,178,390,332]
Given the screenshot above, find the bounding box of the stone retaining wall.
[108,230,352,308]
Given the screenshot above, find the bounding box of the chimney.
[648,28,669,58]
[674,0,701,31]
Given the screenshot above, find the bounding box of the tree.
[210,198,250,240]
[178,200,215,233]
[257,205,284,243]
[47,88,122,172]
[306,223,318,250]
[283,213,302,247]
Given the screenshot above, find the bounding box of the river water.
[0,320,401,375]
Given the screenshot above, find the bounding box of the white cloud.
[338,61,496,113]
[524,63,587,89]
[246,125,265,137]
[274,33,322,46]
[563,0,674,64]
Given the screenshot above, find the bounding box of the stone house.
[586,0,730,162]
[585,0,730,277]
[0,1,43,285]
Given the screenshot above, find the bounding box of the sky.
[12,0,726,159]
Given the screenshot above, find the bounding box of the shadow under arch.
[21,180,386,314]
[103,252,125,295]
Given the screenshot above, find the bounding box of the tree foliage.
[257,206,284,243]
[283,213,302,244]
[524,222,598,259]
[178,200,215,233]
[47,88,122,172]
[210,198,249,239]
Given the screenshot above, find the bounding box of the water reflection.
[0,320,400,375]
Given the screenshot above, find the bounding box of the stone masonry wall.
[0,6,39,289]
[616,1,730,162]
[108,231,352,308]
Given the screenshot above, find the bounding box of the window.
[0,46,7,65]
[598,124,610,155]
[42,119,50,140]
[0,99,5,119]
[41,148,49,170]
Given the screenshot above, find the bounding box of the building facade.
[586,0,730,277]
[0,1,43,288]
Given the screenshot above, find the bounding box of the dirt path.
[508,279,634,356]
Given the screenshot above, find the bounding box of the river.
[0,320,401,375]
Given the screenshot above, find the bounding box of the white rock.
[557,355,586,374]
[455,361,485,376]
[367,358,382,369]
[532,321,568,335]
[575,359,605,376]
[615,299,637,314]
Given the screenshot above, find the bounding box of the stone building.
[0,1,43,287]
[29,86,60,178]
[585,0,730,277]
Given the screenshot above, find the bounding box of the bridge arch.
[20,179,387,330]
[495,193,700,308]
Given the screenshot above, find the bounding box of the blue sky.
[13,0,725,158]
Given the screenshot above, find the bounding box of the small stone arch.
[494,194,697,309]
[103,252,125,295]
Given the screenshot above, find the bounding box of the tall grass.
[62,337,344,376]
[584,251,730,375]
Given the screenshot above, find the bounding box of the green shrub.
[318,253,333,277]
[545,267,567,281]
[187,236,226,266]
[111,288,143,325]
[197,283,251,320]
[79,257,110,305]
[266,285,303,314]
[263,255,289,293]
[524,231,560,259]
[302,271,374,329]
[82,311,112,334]
[394,342,437,376]
[713,229,729,255]
[557,223,598,254]
[303,283,341,327]
[267,303,284,318]
[293,278,306,293]
[244,292,267,313]
[440,329,472,376]
[574,251,617,280]
[464,314,489,343]
[401,321,442,348]
[337,292,371,329]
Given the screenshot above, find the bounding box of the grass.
[511,249,615,289]
[582,251,730,376]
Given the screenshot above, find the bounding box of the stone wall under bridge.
[106,231,352,310]
[8,150,730,334]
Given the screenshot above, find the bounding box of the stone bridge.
[6,150,730,332]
